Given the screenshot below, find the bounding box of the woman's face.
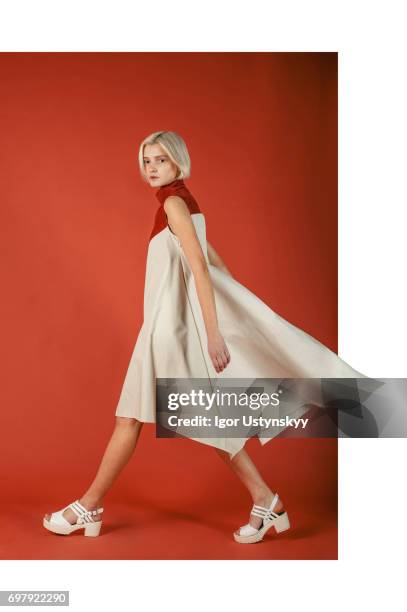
[143,143,180,188]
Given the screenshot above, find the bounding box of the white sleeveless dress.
[115,179,366,458]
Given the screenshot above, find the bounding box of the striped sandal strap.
[251,493,280,521]
[69,500,104,525]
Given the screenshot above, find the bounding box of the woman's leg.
[214,447,285,531]
[44,416,144,524]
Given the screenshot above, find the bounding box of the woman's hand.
[208,330,231,373]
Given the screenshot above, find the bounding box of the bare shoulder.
[163,195,189,217]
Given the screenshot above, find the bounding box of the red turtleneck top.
[149,178,202,241]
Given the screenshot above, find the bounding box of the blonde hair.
[138,131,191,183]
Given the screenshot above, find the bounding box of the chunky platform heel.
[43,499,104,537]
[234,492,291,544]
[83,519,102,537]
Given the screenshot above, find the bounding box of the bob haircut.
[138,131,191,183]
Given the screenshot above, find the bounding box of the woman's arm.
[164,196,231,373]
[206,240,233,277]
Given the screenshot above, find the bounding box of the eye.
[160,158,166,163]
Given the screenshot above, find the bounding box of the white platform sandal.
[234,493,290,544]
[43,500,104,537]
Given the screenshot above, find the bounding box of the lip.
[150,176,159,180]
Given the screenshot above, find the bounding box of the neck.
[161,176,182,185]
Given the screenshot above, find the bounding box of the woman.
[43,130,365,544]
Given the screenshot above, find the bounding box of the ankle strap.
[70,500,104,519]
[270,493,279,511]
[251,492,279,515]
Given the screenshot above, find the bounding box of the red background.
[0,52,338,559]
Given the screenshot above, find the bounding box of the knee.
[115,416,143,429]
